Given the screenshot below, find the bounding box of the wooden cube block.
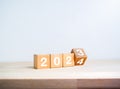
[62,53,74,67]
[71,48,87,65]
[34,54,50,69]
[51,54,62,68]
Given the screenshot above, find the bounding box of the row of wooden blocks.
[34,48,87,69]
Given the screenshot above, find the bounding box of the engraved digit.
[41,57,47,66]
[76,49,84,56]
[66,56,72,64]
[54,57,60,65]
[77,59,84,65]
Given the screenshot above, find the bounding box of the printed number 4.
[77,59,84,65]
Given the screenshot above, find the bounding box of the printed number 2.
[66,56,72,64]
[41,57,47,66]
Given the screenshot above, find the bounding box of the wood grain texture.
[0,79,77,89]
[77,79,120,88]
[0,60,120,89]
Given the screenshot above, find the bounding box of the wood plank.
[77,79,120,88]
[0,60,120,88]
[0,60,120,79]
[0,79,77,89]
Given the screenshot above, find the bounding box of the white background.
[0,0,120,62]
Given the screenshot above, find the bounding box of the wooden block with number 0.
[71,48,87,65]
[51,54,62,68]
[62,53,74,67]
[34,54,50,69]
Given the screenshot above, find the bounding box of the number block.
[51,54,62,68]
[62,53,74,67]
[34,54,50,69]
[71,48,87,65]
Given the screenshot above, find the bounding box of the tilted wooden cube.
[62,53,74,67]
[51,54,62,68]
[71,48,87,65]
[34,54,50,69]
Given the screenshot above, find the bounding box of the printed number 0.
[77,59,84,65]
[41,57,47,66]
[54,57,60,65]
[66,56,72,64]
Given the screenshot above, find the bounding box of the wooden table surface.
[0,59,120,89]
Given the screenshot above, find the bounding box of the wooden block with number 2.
[62,53,74,67]
[34,54,50,69]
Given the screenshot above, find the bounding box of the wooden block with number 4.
[34,54,50,69]
[51,54,62,68]
[62,53,74,67]
[71,48,87,65]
